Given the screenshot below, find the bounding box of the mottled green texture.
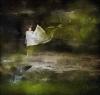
[44,0,99,52]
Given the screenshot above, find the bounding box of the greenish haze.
[43,0,99,52]
[0,80,99,95]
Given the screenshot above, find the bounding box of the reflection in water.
[0,70,100,95]
[0,53,100,95]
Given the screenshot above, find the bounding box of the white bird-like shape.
[26,25,53,46]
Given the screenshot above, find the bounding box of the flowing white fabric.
[26,25,53,46]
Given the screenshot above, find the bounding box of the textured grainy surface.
[1,52,100,74]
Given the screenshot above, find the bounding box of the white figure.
[26,25,53,46]
[25,25,53,55]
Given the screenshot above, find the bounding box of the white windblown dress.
[26,25,53,46]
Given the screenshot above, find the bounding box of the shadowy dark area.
[0,0,100,54]
[44,39,72,52]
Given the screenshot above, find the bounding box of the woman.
[26,25,53,56]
